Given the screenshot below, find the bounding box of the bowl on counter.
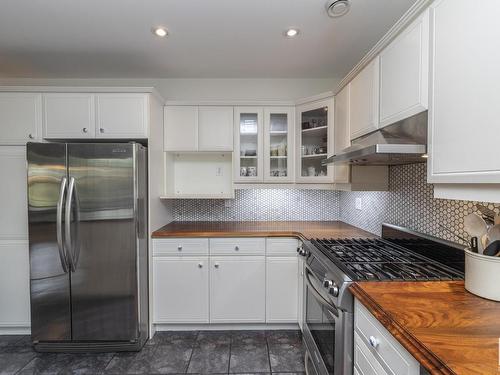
[464,248,500,301]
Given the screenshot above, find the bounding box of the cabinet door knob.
[28,133,34,139]
[82,127,88,133]
[214,263,220,268]
[177,245,182,251]
[369,336,379,348]
[198,263,203,268]
[99,128,104,133]
[234,245,239,251]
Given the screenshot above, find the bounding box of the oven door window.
[305,285,336,374]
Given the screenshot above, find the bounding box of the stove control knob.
[328,283,339,297]
[323,279,333,288]
[297,246,307,257]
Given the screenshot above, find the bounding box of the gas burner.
[310,237,464,282]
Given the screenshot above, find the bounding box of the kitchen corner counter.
[151,221,375,240]
[350,281,500,375]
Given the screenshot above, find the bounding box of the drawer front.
[355,332,389,375]
[266,238,299,256]
[355,300,419,375]
[210,238,266,256]
[153,238,209,256]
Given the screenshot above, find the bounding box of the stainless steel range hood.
[323,111,428,166]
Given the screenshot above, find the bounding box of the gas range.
[300,223,465,375]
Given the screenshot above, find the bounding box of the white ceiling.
[0,0,417,79]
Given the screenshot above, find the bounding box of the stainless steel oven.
[301,243,353,375]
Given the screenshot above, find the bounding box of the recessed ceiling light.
[284,28,300,38]
[152,26,168,38]
[326,0,351,18]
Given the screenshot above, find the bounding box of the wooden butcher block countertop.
[151,221,375,240]
[351,281,500,375]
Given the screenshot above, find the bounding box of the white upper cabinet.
[164,106,198,151]
[234,107,264,182]
[349,56,380,140]
[428,0,500,186]
[295,97,334,183]
[379,9,429,128]
[96,93,148,138]
[333,84,351,184]
[264,107,294,182]
[42,92,150,140]
[0,93,41,145]
[198,106,234,151]
[43,93,95,138]
[164,106,234,152]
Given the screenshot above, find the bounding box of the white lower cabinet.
[210,256,266,323]
[0,241,31,329]
[355,299,419,375]
[266,257,298,323]
[153,257,209,323]
[152,237,302,326]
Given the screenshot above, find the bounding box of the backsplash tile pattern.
[340,163,500,244]
[171,163,499,245]
[172,189,340,221]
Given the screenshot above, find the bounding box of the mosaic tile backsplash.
[172,189,340,221]
[340,163,500,244]
[171,163,499,245]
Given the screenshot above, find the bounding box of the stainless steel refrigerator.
[27,142,148,352]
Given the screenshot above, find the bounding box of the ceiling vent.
[326,0,351,18]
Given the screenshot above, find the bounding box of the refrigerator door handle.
[65,176,80,272]
[56,177,69,273]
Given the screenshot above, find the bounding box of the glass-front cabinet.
[264,107,294,182]
[296,97,334,183]
[234,107,263,182]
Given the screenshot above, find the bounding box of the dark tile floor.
[0,330,305,375]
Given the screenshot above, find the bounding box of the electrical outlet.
[224,199,232,208]
[216,166,223,176]
[355,197,363,210]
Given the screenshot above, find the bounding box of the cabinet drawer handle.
[28,133,34,139]
[177,245,182,251]
[82,127,88,133]
[198,263,203,268]
[369,335,379,348]
[99,128,105,133]
[214,263,220,268]
[234,245,239,251]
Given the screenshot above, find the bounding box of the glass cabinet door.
[234,107,263,182]
[296,98,334,183]
[264,107,294,182]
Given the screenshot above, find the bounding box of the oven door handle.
[305,265,339,318]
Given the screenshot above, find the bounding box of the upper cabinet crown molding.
[0,86,165,103]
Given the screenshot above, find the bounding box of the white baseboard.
[0,326,31,335]
[153,323,299,331]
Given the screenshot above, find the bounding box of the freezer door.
[67,143,139,341]
[27,142,72,342]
